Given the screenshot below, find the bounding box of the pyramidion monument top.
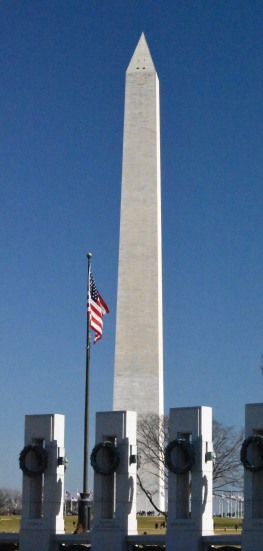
[126,33,157,75]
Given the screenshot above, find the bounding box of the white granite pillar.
[242,403,263,551]
[166,406,213,551]
[91,411,137,551]
[19,414,65,551]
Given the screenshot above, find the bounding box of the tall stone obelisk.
[113,34,164,509]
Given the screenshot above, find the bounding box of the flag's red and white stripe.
[88,273,109,343]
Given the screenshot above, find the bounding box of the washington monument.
[113,34,164,507]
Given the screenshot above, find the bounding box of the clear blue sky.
[1,1,263,495]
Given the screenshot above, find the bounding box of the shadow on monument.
[54,477,63,517]
[201,474,208,514]
[127,475,134,515]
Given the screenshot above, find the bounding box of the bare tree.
[0,488,22,514]
[137,414,244,516]
[212,419,244,492]
[137,414,169,515]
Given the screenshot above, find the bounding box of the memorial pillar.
[166,406,213,551]
[91,411,137,551]
[19,414,65,551]
[242,403,263,551]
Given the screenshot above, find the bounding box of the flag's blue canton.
[90,274,98,301]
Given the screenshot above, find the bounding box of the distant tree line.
[0,488,22,515]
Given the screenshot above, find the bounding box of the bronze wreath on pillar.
[19,444,48,478]
[90,441,121,476]
[240,435,263,472]
[165,439,195,474]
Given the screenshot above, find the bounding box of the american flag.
[88,273,109,343]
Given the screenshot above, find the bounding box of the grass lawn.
[0,515,78,534]
[137,515,242,535]
[0,516,20,533]
[214,516,242,534]
[0,514,243,535]
[137,515,166,534]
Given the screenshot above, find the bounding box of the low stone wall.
[0,531,242,550]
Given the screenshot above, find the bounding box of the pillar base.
[78,492,91,532]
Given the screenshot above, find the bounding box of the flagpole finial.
[87,252,92,259]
